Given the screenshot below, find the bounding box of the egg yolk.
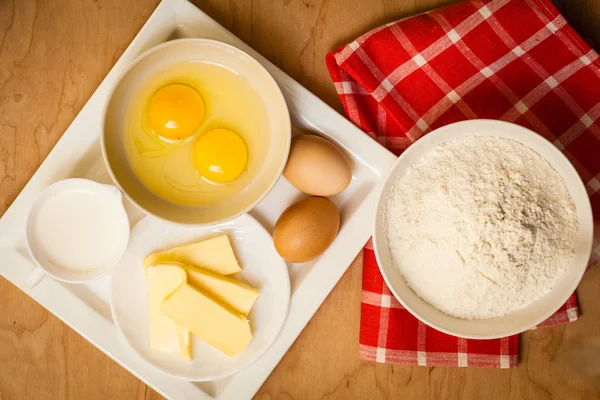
[147,84,205,141]
[193,129,248,183]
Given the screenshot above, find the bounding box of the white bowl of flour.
[373,120,593,339]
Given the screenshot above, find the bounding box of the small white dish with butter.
[109,214,290,381]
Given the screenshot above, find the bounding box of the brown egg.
[283,135,352,196]
[273,196,340,263]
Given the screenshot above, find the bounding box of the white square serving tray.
[0,0,397,398]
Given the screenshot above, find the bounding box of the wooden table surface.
[1,0,600,398]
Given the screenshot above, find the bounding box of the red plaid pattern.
[326,0,599,368]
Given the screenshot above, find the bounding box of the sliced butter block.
[147,264,191,359]
[184,264,259,316]
[162,283,252,356]
[144,235,241,275]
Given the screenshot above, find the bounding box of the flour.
[384,136,578,319]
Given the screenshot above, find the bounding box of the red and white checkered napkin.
[326,0,600,368]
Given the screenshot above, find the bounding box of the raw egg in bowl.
[102,39,291,225]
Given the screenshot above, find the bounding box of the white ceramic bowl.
[110,214,290,381]
[102,39,291,226]
[373,120,593,339]
[25,178,130,287]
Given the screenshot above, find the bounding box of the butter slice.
[144,235,241,275]
[185,265,259,316]
[147,264,191,359]
[162,283,252,356]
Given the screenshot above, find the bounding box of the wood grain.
[1,0,599,399]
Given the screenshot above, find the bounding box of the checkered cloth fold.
[326,0,600,368]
